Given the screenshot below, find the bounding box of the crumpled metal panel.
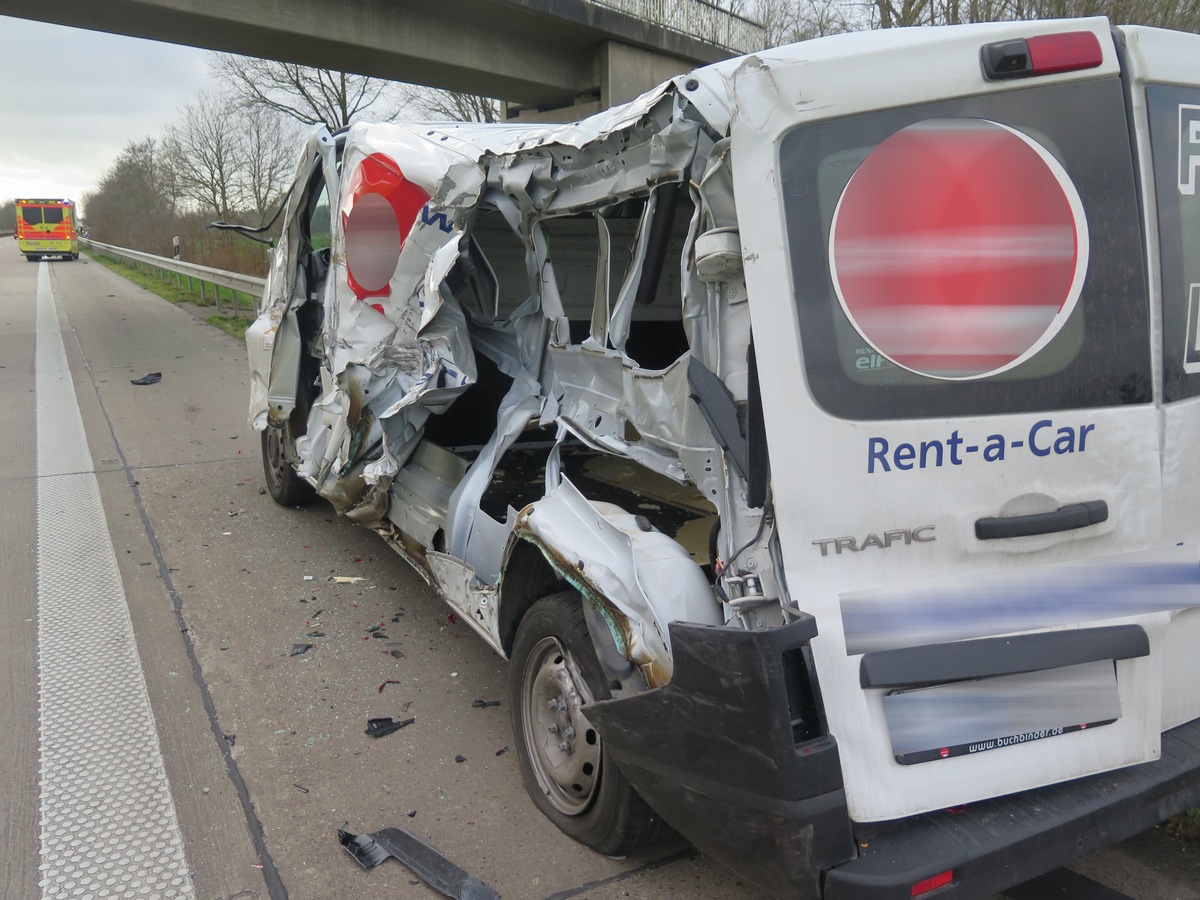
[514,477,722,685]
[247,126,337,430]
[247,60,750,659]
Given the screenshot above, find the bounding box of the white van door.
[730,19,1198,821]
[1123,24,1200,735]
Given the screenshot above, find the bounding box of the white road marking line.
[35,263,195,898]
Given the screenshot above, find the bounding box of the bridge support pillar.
[502,41,694,124]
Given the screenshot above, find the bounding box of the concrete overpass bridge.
[0,0,764,119]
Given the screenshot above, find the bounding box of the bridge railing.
[82,239,266,318]
[594,0,765,54]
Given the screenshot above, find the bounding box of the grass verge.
[206,314,257,338]
[84,249,258,338]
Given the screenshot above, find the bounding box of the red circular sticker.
[829,119,1088,380]
[342,152,431,303]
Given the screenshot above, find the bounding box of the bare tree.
[210,54,403,129]
[83,138,177,253]
[239,109,302,221]
[749,0,864,45]
[397,85,501,123]
[164,91,243,218]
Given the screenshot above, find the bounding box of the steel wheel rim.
[520,635,602,816]
[264,427,288,490]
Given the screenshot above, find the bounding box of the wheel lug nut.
[548,724,558,734]
[558,741,571,752]
[564,726,576,739]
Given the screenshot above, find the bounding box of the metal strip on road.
[35,263,196,898]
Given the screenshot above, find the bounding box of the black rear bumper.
[585,615,1200,899]
[825,715,1200,899]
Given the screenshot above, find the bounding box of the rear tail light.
[982,31,1103,81]
[911,869,954,896]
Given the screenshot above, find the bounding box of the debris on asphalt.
[290,643,313,657]
[337,826,500,899]
[364,717,415,738]
[471,699,501,709]
[305,631,326,638]
[377,679,400,693]
[454,754,466,763]
[292,783,309,794]
[330,575,365,584]
[494,746,508,757]
[447,613,457,624]
[130,372,162,385]
[406,810,417,818]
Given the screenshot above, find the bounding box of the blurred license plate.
[883,659,1120,765]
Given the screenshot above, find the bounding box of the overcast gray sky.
[1,16,213,214]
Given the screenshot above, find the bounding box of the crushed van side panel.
[247,75,783,649]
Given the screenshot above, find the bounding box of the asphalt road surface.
[1,244,1196,900]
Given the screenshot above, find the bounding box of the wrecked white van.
[245,18,1200,898]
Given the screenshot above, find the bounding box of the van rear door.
[731,19,1198,821]
[1123,23,1200,735]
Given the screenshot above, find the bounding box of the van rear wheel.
[509,591,674,857]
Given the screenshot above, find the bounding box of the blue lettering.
[983,435,1005,462]
[1079,422,1095,450]
[868,438,890,473]
[947,430,964,465]
[867,421,1094,473]
[919,439,943,468]
[421,205,453,233]
[1029,419,1054,457]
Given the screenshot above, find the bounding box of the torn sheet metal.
[514,477,722,686]
[338,827,500,900]
[247,53,763,684]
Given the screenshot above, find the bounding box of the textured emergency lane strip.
[35,264,195,898]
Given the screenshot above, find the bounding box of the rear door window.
[1147,83,1200,402]
[780,77,1150,420]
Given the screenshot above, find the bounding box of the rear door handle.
[975,500,1108,540]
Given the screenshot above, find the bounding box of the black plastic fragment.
[471,699,501,709]
[290,643,313,657]
[130,372,162,385]
[365,717,415,738]
[337,826,500,899]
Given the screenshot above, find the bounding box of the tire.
[509,591,674,857]
[25,255,38,263]
[261,423,317,506]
